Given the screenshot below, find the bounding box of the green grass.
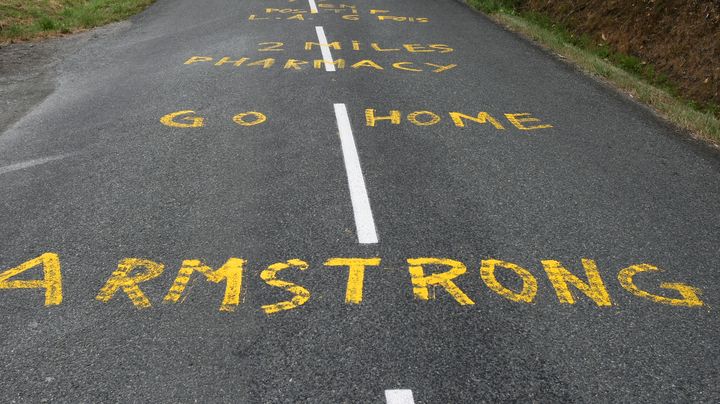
[467,0,720,144]
[0,0,154,43]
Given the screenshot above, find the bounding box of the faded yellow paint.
[429,44,453,53]
[0,253,62,306]
[284,59,308,70]
[480,259,537,303]
[258,42,285,51]
[376,15,429,23]
[96,258,164,309]
[425,63,456,73]
[505,113,553,130]
[163,258,246,312]
[232,111,267,126]
[160,110,204,128]
[260,259,311,314]
[542,259,612,306]
[407,258,474,305]
[407,111,441,126]
[392,62,422,72]
[247,58,276,68]
[365,109,401,126]
[403,44,434,53]
[184,56,213,65]
[351,60,384,70]
[371,43,400,52]
[215,57,249,66]
[313,59,346,69]
[305,41,341,50]
[324,258,381,304]
[618,264,703,307]
[449,112,505,129]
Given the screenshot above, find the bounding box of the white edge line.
[333,103,378,244]
[385,389,415,404]
[308,0,318,14]
[314,26,336,72]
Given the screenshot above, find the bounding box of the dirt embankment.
[521,0,720,107]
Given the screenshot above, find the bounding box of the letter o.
[233,111,267,126]
[407,111,440,126]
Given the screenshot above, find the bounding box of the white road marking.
[308,0,318,14]
[314,26,336,72]
[385,389,415,404]
[333,103,378,244]
[0,153,73,176]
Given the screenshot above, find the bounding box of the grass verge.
[467,0,720,145]
[0,0,154,44]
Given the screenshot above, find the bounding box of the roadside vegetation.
[0,0,154,44]
[468,0,720,145]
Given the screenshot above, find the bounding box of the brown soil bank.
[521,0,720,107]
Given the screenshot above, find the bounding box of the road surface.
[0,0,719,402]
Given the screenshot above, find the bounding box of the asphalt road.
[0,0,719,402]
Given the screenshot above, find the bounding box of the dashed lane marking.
[385,389,415,404]
[308,0,318,14]
[333,103,378,244]
[314,26,336,71]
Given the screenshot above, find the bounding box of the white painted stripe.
[314,26,336,72]
[333,103,378,244]
[0,153,73,176]
[385,389,415,404]
[308,0,318,14]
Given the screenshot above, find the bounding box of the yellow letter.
[260,259,311,314]
[160,110,204,128]
[505,113,552,130]
[246,58,276,68]
[542,259,611,306]
[424,63,456,73]
[284,59,308,70]
[233,111,267,126]
[304,41,341,50]
[429,44,453,53]
[313,59,346,69]
[324,258,381,304]
[184,56,213,65]
[480,259,537,303]
[351,60,384,70]
[365,109,401,126]
[403,44,433,53]
[449,112,504,129]
[96,258,164,309]
[214,57,249,66]
[407,258,474,305]
[163,258,246,312]
[407,111,441,126]
[371,43,400,52]
[618,264,703,307]
[392,62,422,72]
[0,253,62,306]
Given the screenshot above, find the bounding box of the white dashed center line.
[333,103,378,244]
[308,0,318,14]
[385,389,415,404]
[314,26,336,72]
